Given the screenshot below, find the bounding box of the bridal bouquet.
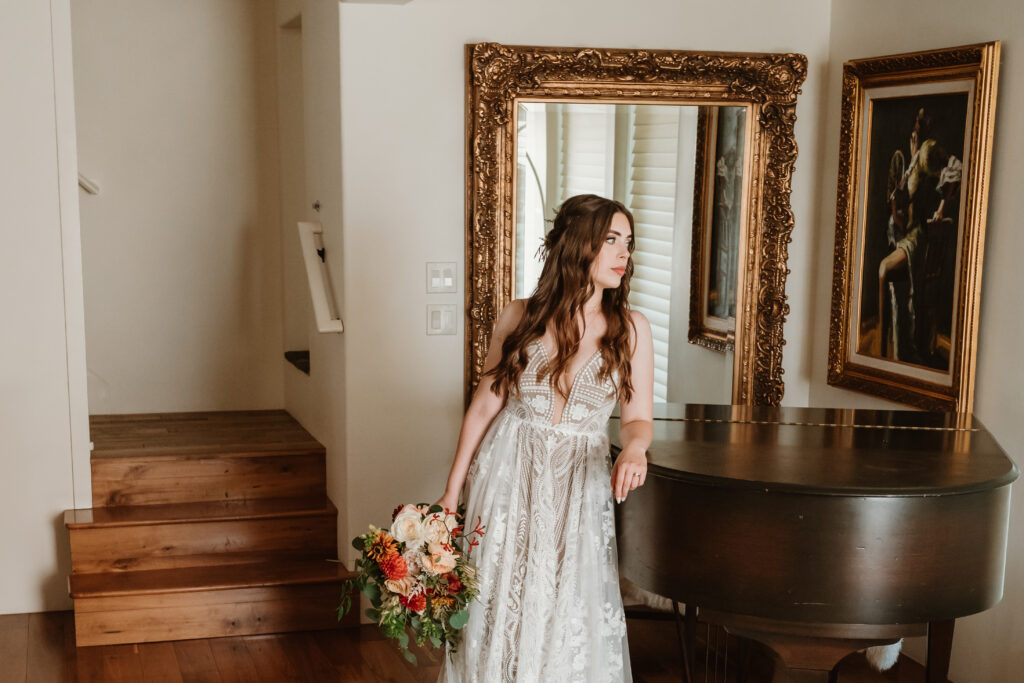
[339,503,485,663]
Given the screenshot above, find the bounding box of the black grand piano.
[610,404,1018,682]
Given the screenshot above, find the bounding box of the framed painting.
[828,42,1000,411]
[690,106,748,352]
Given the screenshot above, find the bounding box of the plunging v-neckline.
[533,339,602,426]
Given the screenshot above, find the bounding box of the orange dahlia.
[366,531,398,562]
[378,552,408,581]
[400,592,426,613]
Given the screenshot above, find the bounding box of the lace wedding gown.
[439,339,631,683]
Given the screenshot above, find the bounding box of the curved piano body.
[612,405,1018,681]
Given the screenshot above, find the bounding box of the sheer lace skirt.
[438,410,631,683]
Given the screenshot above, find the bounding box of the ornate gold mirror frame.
[464,42,807,406]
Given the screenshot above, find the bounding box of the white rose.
[403,548,424,575]
[391,509,426,548]
[424,512,457,545]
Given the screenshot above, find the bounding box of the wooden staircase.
[64,410,356,647]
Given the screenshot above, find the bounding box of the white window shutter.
[558,104,615,201]
[626,106,680,402]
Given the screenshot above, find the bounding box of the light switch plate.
[426,304,457,335]
[426,261,457,293]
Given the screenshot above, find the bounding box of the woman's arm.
[436,300,525,511]
[611,310,654,503]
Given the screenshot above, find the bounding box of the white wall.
[810,1,1024,679]
[333,0,832,558]
[275,0,352,564]
[0,0,79,613]
[72,0,284,414]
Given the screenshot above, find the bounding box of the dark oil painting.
[855,92,968,372]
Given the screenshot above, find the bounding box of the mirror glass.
[514,102,748,405]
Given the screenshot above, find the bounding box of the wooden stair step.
[65,496,332,528]
[67,499,338,574]
[69,558,355,598]
[91,451,326,506]
[70,559,358,647]
[71,409,350,646]
[88,411,326,506]
[89,410,321,458]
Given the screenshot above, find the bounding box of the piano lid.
[608,404,1019,497]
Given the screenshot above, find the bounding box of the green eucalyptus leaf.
[448,609,469,630]
[337,592,352,619]
[403,649,418,665]
[428,504,444,514]
[429,635,442,649]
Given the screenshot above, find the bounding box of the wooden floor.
[0,611,938,683]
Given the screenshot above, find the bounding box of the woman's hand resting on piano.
[611,444,648,503]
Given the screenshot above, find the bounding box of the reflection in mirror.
[690,106,747,352]
[514,102,747,406]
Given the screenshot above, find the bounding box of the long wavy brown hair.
[487,194,637,401]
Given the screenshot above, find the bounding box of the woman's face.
[590,212,633,290]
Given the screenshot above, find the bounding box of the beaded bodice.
[503,339,618,433]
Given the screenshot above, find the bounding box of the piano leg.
[672,602,691,683]
[926,619,955,683]
[736,636,751,683]
[685,604,697,683]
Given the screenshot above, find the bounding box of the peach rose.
[421,541,457,575]
[384,575,418,596]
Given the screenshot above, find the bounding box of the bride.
[436,194,654,682]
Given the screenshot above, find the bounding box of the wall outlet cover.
[426,304,457,335]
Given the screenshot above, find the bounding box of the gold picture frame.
[689,106,747,352]
[827,42,1000,412]
[464,43,807,407]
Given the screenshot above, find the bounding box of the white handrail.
[78,173,99,194]
[297,221,344,334]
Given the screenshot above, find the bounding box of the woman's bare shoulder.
[506,298,528,313]
[627,309,652,352]
[494,298,528,335]
[628,309,651,333]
